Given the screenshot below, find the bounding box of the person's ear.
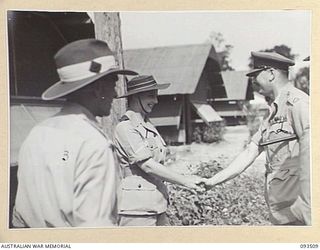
[268,69,275,82]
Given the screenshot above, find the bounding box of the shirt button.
[138,184,142,188]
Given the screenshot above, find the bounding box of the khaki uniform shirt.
[252,83,310,225]
[12,103,120,228]
[114,110,168,215]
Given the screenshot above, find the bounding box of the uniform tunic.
[12,103,120,228]
[113,110,168,216]
[252,83,310,225]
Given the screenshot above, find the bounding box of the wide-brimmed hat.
[246,51,295,77]
[117,75,170,98]
[42,39,138,100]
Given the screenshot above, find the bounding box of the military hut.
[212,71,254,125]
[124,44,228,144]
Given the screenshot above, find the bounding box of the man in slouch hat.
[12,39,137,228]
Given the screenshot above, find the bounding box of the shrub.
[192,121,226,143]
[166,160,270,225]
[244,103,268,138]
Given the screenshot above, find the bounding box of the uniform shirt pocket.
[118,176,167,214]
[269,121,294,137]
[145,137,158,155]
[268,167,300,211]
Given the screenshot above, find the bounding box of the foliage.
[294,66,309,95]
[166,160,270,225]
[192,121,226,143]
[248,44,296,68]
[243,103,268,138]
[207,31,234,71]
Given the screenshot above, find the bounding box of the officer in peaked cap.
[205,51,311,225]
[246,51,295,77]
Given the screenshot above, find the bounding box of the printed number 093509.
[300,244,319,248]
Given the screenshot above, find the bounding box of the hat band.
[57,55,117,82]
[127,79,157,91]
[256,65,271,70]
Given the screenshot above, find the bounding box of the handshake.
[182,175,217,193]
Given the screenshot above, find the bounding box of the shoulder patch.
[286,91,301,105]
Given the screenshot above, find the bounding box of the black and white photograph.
[7,10,311,230]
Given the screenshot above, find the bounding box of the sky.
[120,11,311,71]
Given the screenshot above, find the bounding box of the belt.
[123,165,144,177]
[123,165,156,183]
[260,134,297,147]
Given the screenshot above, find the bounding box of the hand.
[202,177,216,190]
[182,175,206,193]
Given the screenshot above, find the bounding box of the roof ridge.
[124,43,212,51]
[123,44,218,95]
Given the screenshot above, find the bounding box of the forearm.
[208,142,259,186]
[139,159,190,186]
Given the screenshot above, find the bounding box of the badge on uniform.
[272,116,287,123]
[62,150,69,161]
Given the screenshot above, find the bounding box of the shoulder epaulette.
[286,90,301,105]
[119,115,130,122]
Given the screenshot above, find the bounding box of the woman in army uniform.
[114,75,204,226]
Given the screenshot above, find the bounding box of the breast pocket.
[145,137,159,157]
[269,121,294,137]
[267,122,295,159]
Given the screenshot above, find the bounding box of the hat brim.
[246,68,265,77]
[42,68,138,100]
[117,83,170,98]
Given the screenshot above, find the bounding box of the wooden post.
[184,95,192,144]
[93,12,127,138]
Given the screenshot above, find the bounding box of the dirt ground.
[167,125,266,176]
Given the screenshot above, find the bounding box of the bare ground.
[167,125,266,176]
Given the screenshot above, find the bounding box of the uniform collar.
[273,82,294,106]
[125,110,144,127]
[58,102,107,137]
[125,110,166,146]
[267,82,295,122]
[59,102,97,122]
[125,110,157,132]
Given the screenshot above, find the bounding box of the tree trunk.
[93,12,127,138]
